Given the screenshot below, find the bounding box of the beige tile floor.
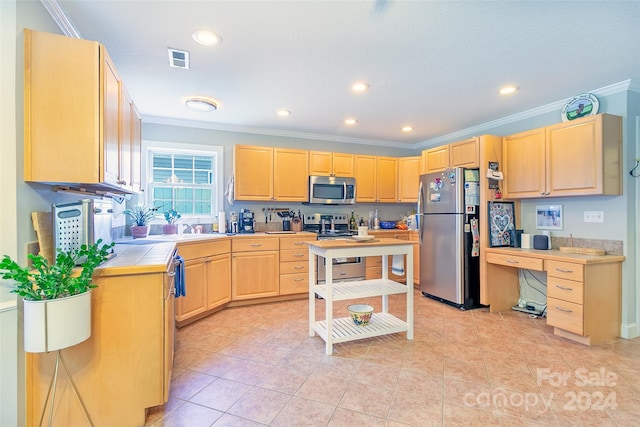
[146,290,640,426]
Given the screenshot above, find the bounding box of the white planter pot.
[23,291,92,353]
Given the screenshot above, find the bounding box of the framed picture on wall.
[536,205,563,230]
[488,201,515,247]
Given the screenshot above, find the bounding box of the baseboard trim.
[621,323,638,339]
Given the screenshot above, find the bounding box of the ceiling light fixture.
[344,118,358,125]
[277,109,291,117]
[499,85,519,95]
[351,82,370,92]
[185,97,218,112]
[192,30,222,46]
[402,126,414,132]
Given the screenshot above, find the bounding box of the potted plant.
[163,209,181,235]
[124,204,156,238]
[0,240,114,352]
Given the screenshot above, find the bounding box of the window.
[143,141,223,219]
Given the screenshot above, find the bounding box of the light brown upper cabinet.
[502,114,621,199]
[355,155,398,203]
[309,151,354,177]
[421,138,479,174]
[24,29,137,192]
[398,156,421,202]
[234,145,308,201]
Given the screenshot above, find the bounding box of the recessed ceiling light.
[499,85,519,95]
[351,82,370,92]
[402,126,414,132]
[185,97,218,112]
[344,118,358,125]
[192,30,222,46]
[277,109,291,117]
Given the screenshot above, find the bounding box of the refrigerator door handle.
[418,181,424,246]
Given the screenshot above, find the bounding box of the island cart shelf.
[307,238,414,355]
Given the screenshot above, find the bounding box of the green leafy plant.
[164,209,181,224]
[0,240,115,301]
[123,204,156,226]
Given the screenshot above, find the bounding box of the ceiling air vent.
[168,48,190,69]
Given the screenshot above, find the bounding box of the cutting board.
[31,211,54,264]
[558,246,606,256]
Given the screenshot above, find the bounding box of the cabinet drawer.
[486,252,543,271]
[547,277,584,305]
[280,236,315,250]
[547,297,583,335]
[280,248,309,262]
[232,238,279,252]
[366,266,382,280]
[177,239,231,260]
[279,260,308,274]
[279,273,308,295]
[366,256,382,268]
[546,260,583,281]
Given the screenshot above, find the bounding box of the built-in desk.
[485,247,625,345]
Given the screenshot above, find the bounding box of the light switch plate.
[584,211,604,223]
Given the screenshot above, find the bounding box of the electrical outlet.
[584,211,604,223]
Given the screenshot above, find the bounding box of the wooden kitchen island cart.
[307,238,414,355]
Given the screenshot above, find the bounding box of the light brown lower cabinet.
[279,235,316,295]
[175,240,231,326]
[232,237,279,300]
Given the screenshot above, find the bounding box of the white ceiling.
[54,0,640,147]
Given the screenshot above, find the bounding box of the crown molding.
[40,0,81,38]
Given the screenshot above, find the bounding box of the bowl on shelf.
[379,221,397,229]
[347,304,374,326]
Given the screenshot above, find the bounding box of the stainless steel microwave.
[308,175,356,205]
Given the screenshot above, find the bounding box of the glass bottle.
[349,210,357,231]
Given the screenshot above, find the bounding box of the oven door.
[317,255,365,283]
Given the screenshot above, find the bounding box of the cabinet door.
[502,128,546,198]
[355,155,377,202]
[398,156,421,202]
[234,145,274,200]
[332,153,355,177]
[450,138,479,168]
[309,151,332,176]
[410,232,420,288]
[232,251,279,300]
[102,48,121,187]
[377,157,398,203]
[206,254,231,309]
[274,148,308,201]
[422,146,449,173]
[130,104,142,192]
[119,84,133,189]
[175,259,207,321]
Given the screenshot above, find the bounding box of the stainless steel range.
[303,213,366,283]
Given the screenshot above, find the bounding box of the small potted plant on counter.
[124,204,156,239]
[163,209,181,235]
[0,240,114,352]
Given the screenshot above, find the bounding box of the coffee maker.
[239,209,255,233]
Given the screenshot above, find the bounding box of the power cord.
[630,160,640,177]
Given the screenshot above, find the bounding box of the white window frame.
[142,140,224,223]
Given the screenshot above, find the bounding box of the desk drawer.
[280,248,308,262]
[546,260,584,281]
[486,252,543,271]
[547,297,583,335]
[232,238,279,252]
[547,277,584,305]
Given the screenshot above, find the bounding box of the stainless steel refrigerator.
[417,168,481,309]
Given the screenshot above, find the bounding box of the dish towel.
[174,255,186,297]
[392,255,405,276]
[224,174,235,205]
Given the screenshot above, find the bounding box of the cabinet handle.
[117,179,127,185]
[294,278,304,282]
[250,243,263,247]
[540,191,545,195]
[555,306,573,313]
[294,242,305,245]
[555,268,574,273]
[505,259,519,264]
[555,284,573,291]
[294,266,304,270]
[293,253,304,257]
[205,258,212,263]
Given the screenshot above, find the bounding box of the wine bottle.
[349,210,357,231]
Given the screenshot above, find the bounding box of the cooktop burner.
[303,213,354,237]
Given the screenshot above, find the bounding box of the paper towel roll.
[218,211,226,233]
[521,234,533,249]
